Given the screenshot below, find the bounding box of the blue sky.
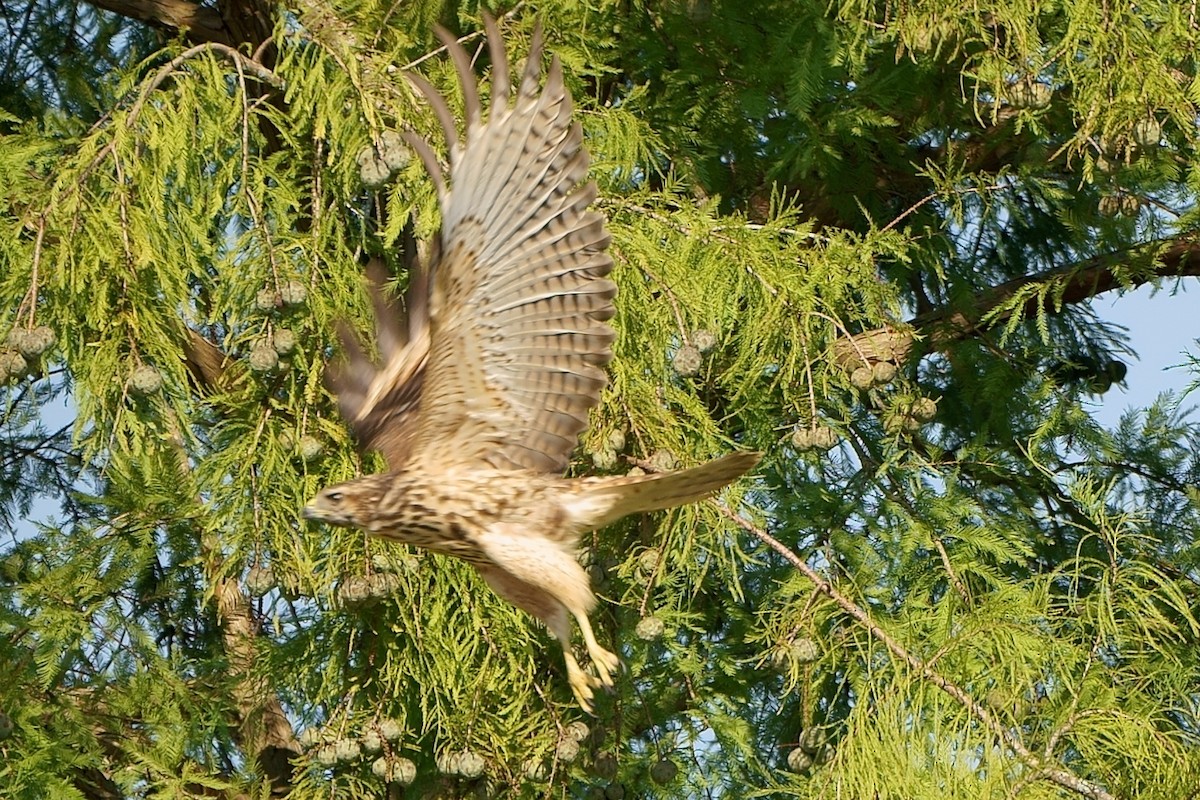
[1089,283,1198,428]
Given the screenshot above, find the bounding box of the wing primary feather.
[461,102,541,240]
[406,71,459,159]
[399,18,616,474]
[364,258,405,356]
[486,214,610,286]
[459,33,559,239]
[400,225,430,342]
[400,129,447,199]
[435,25,482,132]
[520,24,544,104]
[483,12,509,110]
[326,321,370,419]
[457,14,516,225]
[483,149,588,260]
[475,63,575,255]
[449,62,550,238]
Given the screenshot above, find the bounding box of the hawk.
[303,14,761,710]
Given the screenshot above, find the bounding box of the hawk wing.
[398,15,615,475]
[324,232,431,468]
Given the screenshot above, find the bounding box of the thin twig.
[127,43,281,126]
[880,183,1003,234]
[933,536,971,605]
[625,247,689,343]
[716,504,1117,800]
[16,214,46,326]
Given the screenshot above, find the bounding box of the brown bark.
[85,0,234,46]
[183,328,237,391]
[835,236,1200,369]
[83,0,281,68]
[923,236,1200,336]
[211,572,301,793]
[72,767,124,800]
[217,0,274,56]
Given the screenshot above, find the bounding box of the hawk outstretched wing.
[312,16,761,711]
[325,234,430,468]
[330,15,614,476]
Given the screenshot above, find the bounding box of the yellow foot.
[587,644,620,689]
[564,652,596,713]
[575,614,620,689]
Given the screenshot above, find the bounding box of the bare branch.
[71,767,123,800]
[210,573,301,790]
[925,236,1200,337]
[835,236,1200,369]
[84,0,233,46]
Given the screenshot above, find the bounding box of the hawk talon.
[564,651,597,712]
[575,611,620,688]
[587,645,620,689]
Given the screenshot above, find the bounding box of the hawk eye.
[326,490,345,503]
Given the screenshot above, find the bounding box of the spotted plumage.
[304,14,760,710]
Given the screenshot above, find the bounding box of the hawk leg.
[572,606,619,688]
[475,526,619,711]
[545,603,601,712]
[477,564,614,711]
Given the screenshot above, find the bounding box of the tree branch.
[50,9,298,778]
[717,506,1118,800]
[209,570,301,792]
[71,767,124,800]
[157,417,300,793]
[927,236,1200,336]
[835,236,1200,369]
[84,0,234,47]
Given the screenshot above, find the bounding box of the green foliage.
[2,0,1200,798]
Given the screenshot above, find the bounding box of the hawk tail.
[569,451,761,531]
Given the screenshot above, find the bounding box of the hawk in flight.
[304,14,760,710]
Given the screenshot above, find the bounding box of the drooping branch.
[71,767,124,800]
[82,0,284,159]
[45,11,305,776]
[834,236,1200,369]
[717,505,1118,800]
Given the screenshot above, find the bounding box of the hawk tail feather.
[569,451,761,531]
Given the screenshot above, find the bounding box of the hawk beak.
[301,502,321,521]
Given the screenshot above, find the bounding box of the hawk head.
[302,475,390,528]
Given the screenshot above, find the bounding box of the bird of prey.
[303,14,761,710]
